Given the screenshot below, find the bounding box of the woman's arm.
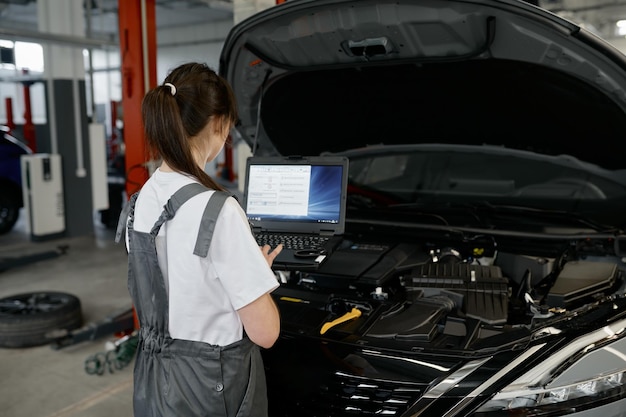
[237,243,283,348]
[238,292,280,349]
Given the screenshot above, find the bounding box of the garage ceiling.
[542,0,626,38]
[0,0,233,46]
[0,0,623,46]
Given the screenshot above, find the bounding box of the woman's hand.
[260,244,283,267]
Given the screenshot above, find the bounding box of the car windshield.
[342,144,626,231]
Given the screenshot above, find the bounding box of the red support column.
[109,100,119,161]
[118,0,157,333]
[224,140,234,182]
[5,97,15,133]
[118,0,157,197]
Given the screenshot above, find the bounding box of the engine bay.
[271,234,625,351]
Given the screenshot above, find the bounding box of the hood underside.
[220,0,626,165]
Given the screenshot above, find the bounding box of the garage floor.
[0,211,135,417]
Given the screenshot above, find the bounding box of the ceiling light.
[617,20,626,36]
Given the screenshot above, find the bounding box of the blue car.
[0,126,32,234]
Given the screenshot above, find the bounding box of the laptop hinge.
[320,230,335,236]
[250,224,264,233]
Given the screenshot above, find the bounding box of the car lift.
[50,307,136,350]
[0,245,68,273]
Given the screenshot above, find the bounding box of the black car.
[219,0,626,416]
[0,126,31,235]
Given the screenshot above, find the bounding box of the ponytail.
[141,63,238,191]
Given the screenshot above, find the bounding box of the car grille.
[269,370,426,416]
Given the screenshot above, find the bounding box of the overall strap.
[114,182,211,243]
[150,183,209,236]
[115,183,232,256]
[193,191,231,257]
[115,191,139,243]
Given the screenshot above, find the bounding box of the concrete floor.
[0,210,135,417]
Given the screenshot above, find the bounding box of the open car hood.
[220,0,626,167]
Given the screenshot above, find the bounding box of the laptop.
[242,155,349,270]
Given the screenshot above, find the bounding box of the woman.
[121,62,283,417]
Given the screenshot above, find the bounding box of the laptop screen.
[243,156,349,234]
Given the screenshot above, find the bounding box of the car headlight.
[475,317,626,416]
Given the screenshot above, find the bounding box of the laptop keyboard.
[255,233,329,250]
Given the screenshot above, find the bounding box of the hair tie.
[164,82,176,96]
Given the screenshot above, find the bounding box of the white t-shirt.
[128,169,279,346]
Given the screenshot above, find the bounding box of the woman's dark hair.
[141,62,238,190]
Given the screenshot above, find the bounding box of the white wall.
[156,20,233,80]
[609,37,626,55]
